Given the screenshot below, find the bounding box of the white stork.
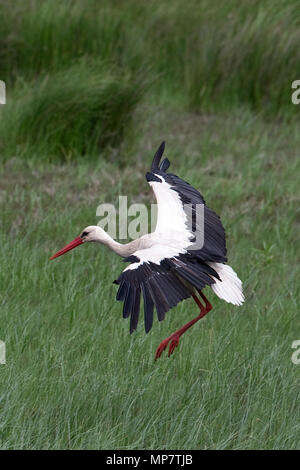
[50,142,244,359]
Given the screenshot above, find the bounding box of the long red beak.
[50,236,83,260]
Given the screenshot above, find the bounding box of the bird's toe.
[155,338,170,360]
[168,336,180,357]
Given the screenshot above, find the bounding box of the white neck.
[90,226,141,258]
[100,236,134,257]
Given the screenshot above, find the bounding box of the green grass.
[0,109,299,449]
[1,0,300,161]
[0,61,144,162]
[0,0,299,451]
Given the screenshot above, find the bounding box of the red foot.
[154,292,213,361]
[155,334,180,360]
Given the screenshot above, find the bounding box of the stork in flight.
[50,142,244,359]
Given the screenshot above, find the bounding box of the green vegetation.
[0,62,144,161]
[1,0,300,161]
[0,0,299,450]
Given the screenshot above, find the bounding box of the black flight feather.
[159,158,170,172]
[141,283,154,333]
[151,141,165,171]
[123,286,135,319]
[116,280,127,301]
[130,287,141,333]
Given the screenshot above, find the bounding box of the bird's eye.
[81,231,88,238]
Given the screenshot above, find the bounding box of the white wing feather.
[149,177,191,246]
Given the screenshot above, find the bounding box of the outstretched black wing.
[114,251,219,334]
[147,141,227,263]
[114,142,226,333]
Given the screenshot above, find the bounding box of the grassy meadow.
[0,0,299,450]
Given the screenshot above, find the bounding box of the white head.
[50,225,112,260]
[79,225,112,244]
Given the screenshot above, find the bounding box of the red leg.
[197,290,212,312]
[155,291,212,360]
